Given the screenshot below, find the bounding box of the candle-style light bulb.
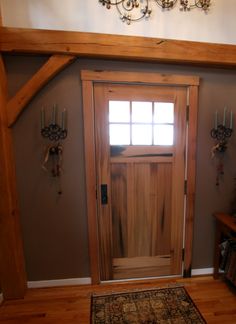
[62,110,65,130]
[230,111,233,130]
[52,104,57,125]
[61,109,67,131]
[215,110,218,129]
[41,107,45,129]
[223,107,227,126]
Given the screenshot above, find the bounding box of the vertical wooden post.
[0,2,3,27]
[0,55,27,299]
[0,4,4,297]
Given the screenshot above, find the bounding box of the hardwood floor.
[0,276,236,323]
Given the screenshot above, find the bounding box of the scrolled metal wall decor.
[41,105,67,141]
[98,0,211,24]
[210,124,233,153]
[40,105,68,194]
[210,108,233,186]
[41,123,67,141]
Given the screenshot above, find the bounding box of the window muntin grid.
[109,100,174,146]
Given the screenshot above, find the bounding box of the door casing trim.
[81,70,199,283]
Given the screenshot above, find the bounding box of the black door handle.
[101,184,108,205]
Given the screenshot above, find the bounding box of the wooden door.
[94,83,187,281]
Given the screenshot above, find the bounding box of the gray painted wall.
[5,55,236,280]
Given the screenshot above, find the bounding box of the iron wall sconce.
[211,108,233,186]
[41,105,68,193]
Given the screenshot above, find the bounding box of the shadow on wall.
[28,1,81,30]
[1,0,32,28]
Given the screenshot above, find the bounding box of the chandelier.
[98,0,211,24]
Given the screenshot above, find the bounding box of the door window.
[109,100,174,146]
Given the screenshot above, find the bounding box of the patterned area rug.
[91,286,206,323]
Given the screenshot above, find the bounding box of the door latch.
[101,184,108,205]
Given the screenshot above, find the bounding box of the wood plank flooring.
[0,276,236,323]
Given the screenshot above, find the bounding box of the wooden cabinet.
[213,213,236,279]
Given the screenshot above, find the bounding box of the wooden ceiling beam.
[1,27,236,68]
[7,54,76,127]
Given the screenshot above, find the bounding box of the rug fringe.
[91,283,185,297]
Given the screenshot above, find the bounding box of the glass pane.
[154,102,174,123]
[110,124,130,145]
[109,101,130,123]
[154,125,174,145]
[132,125,152,145]
[132,102,152,123]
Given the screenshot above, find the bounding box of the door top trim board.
[81,70,199,86]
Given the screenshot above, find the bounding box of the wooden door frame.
[81,70,199,283]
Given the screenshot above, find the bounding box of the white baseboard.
[191,268,214,276]
[27,269,213,289]
[27,277,91,288]
[0,293,3,304]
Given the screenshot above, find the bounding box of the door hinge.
[184,180,187,195]
[182,248,185,262]
[186,105,189,122]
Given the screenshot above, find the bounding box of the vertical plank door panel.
[111,163,128,258]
